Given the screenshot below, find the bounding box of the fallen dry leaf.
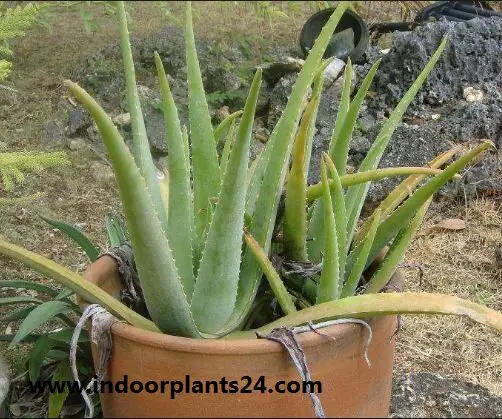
[427,218,466,232]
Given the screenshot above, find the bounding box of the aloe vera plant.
[1,1,501,343]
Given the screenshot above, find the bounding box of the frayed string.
[70,304,117,419]
[257,319,374,418]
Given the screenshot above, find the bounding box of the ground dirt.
[1,0,501,408]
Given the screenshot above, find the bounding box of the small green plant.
[0,151,70,206]
[0,1,500,344]
[0,2,39,81]
[1,213,127,416]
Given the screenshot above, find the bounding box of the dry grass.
[395,197,502,395]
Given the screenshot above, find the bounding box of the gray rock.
[42,119,65,143]
[66,137,87,151]
[322,58,345,89]
[113,112,131,127]
[391,372,502,418]
[89,161,114,183]
[135,85,168,155]
[203,66,241,94]
[67,106,91,136]
[368,17,502,111]
[259,57,304,87]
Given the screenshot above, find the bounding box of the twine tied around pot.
[257,319,373,419]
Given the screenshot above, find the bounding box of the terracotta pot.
[82,256,402,418]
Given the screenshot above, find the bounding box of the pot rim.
[82,255,402,355]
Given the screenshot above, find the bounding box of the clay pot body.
[82,256,400,418]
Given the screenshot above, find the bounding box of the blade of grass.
[39,215,99,262]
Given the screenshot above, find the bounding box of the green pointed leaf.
[344,37,448,243]
[29,337,58,383]
[327,58,352,159]
[306,167,449,202]
[317,157,340,303]
[364,198,432,294]
[155,51,195,299]
[283,74,323,261]
[249,292,502,336]
[341,209,381,298]
[244,231,296,315]
[0,237,159,333]
[64,80,197,337]
[117,2,169,235]
[0,280,60,298]
[214,110,243,145]
[105,214,128,247]
[10,300,71,346]
[0,296,42,306]
[367,140,492,265]
[39,215,100,262]
[222,1,351,335]
[185,1,221,247]
[332,59,381,175]
[220,120,236,176]
[352,146,459,247]
[191,69,262,334]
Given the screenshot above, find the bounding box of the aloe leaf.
[344,38,448,243]
[105,214,128,247]
[366,140,492,265]
[39,215,100,262]
[283,73,323,261]
[323,153,346,281]
[307,61,352,263]
[0,279,60,298]
[317,158,340,303]
[64,81,197,337]
[214,110,243,145]
[365,198,432,295]
[244,231,296,315]
[328,58,352,159]
[29,337,58,383]
[155,52,195,299]
[223,2,351,335]
[0,237,161,333]
[0,296,42,306]
[307,167,448,203]
[246,292,502,336]
[341,209,381,298]
[190,69,262,333]
[117,1,169,234]
[185,2,221,247]
[304,68,325,176]
[352,146,460,247]
[332,59,381,175]
[9,301,71,346]
[220,120,236,175]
